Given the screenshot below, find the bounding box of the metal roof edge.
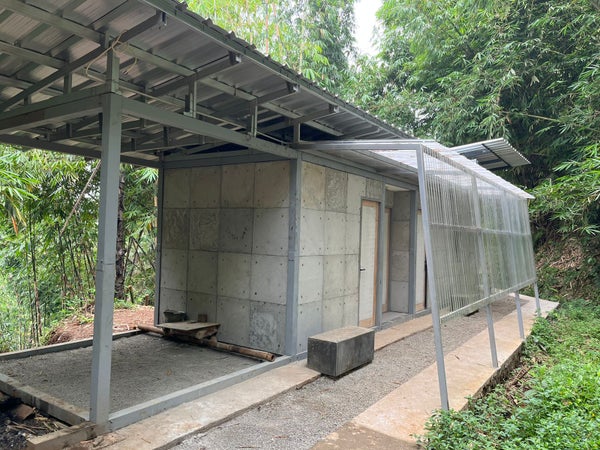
[139,0,411,139]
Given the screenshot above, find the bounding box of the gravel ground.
[175,298,516,450]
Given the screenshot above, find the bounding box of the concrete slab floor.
[0,334,259,413]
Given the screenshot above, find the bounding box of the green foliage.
[419,300,600,449]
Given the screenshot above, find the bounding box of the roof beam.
[151,53,241,97]
[215,83,299,119]
[121,96,297,159]
[260,104,339,134]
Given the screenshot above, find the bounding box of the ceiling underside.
[0,0,415,170]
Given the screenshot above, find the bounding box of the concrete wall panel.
[219,208,253,253]
[300,209,324,255]
[345,213,360,255]
[253,208,289,256]
[342,294,359,326]
[297,300,322,353]
[325,169,348,212]
[301,162,325,210]
[162,209,189,250]
[324,211,347,255]
[217,297,250,346]
[254,161,290,208]
[249,301,285,354]
[390,281,409,311]
[190,166,220,208]
[323,255,345,299]
[164,169,190,208]
[159,288,186,320]
[187,292,217,322]
[322,297,344,331]
[160,249,188,291]
[187,250,218,294]
[250,255,288,304]
[392,191,411,221]
[298,256,323,305]
[346,174,366,214]
[344,254,359,295]
[390,250,410,282]
[189,208,219,251]
[218,253,251,299]
[366,178,383,199]
[222,164,255,208]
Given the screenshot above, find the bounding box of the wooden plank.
[158,321,220,332]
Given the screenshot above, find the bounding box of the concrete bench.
[307,326,375,377]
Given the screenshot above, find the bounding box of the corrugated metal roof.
[0,0,410,167]
[451,138,530,170]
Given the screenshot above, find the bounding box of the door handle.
[359,268,366,272]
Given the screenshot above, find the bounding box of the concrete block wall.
[297,162,382,353]
[389,191,411,312]
[159,161,290,354]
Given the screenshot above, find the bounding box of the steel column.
[416,145,449,410]
[90,53,122,425]
[514,292,525,340]
[375,183,385,327]
[285,157,302,355]
[408,190,418,315]
[534,282,541,316]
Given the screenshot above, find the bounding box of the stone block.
[249,301,285,354]
[187,292,217,322]
[297,300,322,353]
[222,164,255,207]
[253,208,289,256]
[346,174,365,214]
[325,169,348,212]
[300,209,324,255]
[298,256,323,305]
[189,208,219,251]
[162,208,189,250]
[190,166,221,208]
[163,168,190,208]
[160,249,188,290]
[255,161,290,208]
[323,255,345,299]
[250,255,288,304]
[217,297,250,346]
[301,162,325,210]
[307,326,375,377]
[345,213,360,254]
[218,253,251,299]
[322,297,344,332]
[187,250,218,294]
[324,211,346,255]
[219,208,253,253]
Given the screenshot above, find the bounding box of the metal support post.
[90,51,122,426]
[470,177,498,368]
[514,291,525,340]
[534,282,541,316]
[416,145,449,410]
[285,157,302,355]
[375,182,386,328]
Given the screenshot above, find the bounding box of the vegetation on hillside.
[419,299,600,448]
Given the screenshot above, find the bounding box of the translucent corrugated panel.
[418,145,536,321]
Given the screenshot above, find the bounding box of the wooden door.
[359,200,379,327]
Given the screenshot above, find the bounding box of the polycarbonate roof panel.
[452,138,530,170]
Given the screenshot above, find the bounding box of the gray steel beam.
[408,190,418,315]
[0,88,104,134]
[260,104,339,134]
[216,83,299,118]
[90,85,122,426]
[285,158,302,355]
[121,96,297,159]
[375,183,385,328]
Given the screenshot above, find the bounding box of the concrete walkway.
[313,295,557,449]
[51,295,555,449]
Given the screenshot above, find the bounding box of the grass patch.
[418,299,600,449]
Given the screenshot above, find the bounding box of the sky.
[354,0,383,56]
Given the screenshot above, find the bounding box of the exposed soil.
[46,305,155,344]
[1,306,155,448]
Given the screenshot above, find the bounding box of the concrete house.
[0,0,537,431]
